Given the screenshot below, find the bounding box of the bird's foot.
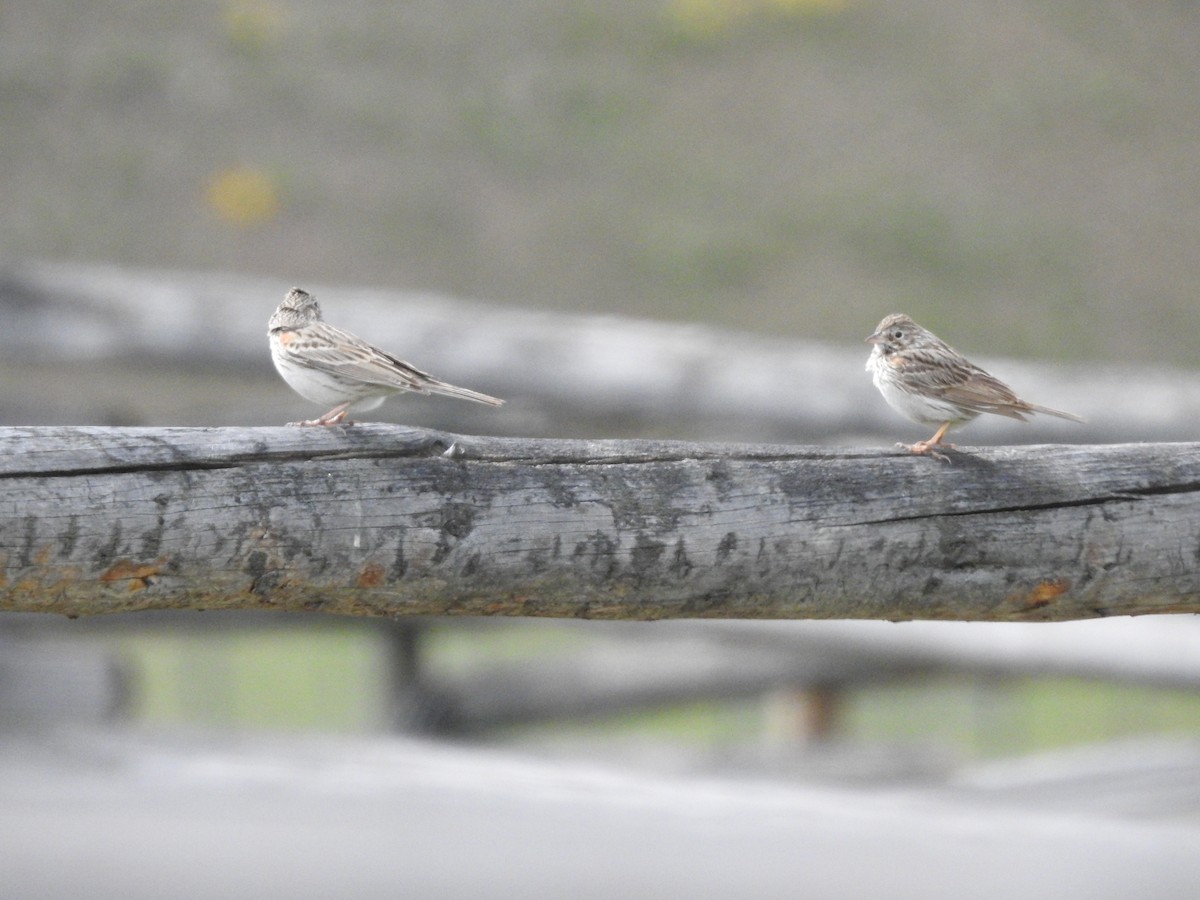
[286,403,356,426]
[898,440,955,463]
[288,414,356,427]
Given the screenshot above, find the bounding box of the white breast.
[270,341,390,409]
[867,349,977,428]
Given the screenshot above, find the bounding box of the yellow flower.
[205,166,281,227]
[223,0,286,51]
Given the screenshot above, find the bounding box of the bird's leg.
[289,401,355,427]
[900,421,954,462]
[315,402,354,425]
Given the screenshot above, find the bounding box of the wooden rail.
[2,426,1198,621]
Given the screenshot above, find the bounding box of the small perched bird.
[865,313,1082,460]
[268,287,504,426]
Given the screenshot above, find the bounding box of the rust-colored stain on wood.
[356,563,386,588]
[1019,579,1070,609]
[482,598,527,615]
[101,559,162,592]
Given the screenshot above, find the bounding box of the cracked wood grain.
[1,426,1199,621]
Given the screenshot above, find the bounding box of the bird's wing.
[900,348,1032,421]
[283,324,437,393]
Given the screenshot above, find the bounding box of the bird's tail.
[1027,403,1085,424]
[425,379,505,407]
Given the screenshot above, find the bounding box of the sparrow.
[866,313,1082,460]
[269,287,503,425]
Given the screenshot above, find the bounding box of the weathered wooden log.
[1,426,1198,621]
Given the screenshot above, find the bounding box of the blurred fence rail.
[11,612,1200,736]
[427,616,1200,734]
[2,260,1197,442]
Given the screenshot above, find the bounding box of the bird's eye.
[891,329,903,340]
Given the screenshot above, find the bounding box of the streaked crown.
[269,287,323,331]
[866,313,922,354]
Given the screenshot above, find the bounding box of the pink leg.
[899,422,955,462]
[289,401,355,427]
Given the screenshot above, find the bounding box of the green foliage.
[845,677,1200,759]
[125,628,384,731]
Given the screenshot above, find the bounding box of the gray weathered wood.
[2,425,1199,621]
[704,618,1200,688]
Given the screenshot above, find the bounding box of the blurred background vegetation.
[4,0,1200,765]
[123,622,1200,769]
[4,0,1199,361]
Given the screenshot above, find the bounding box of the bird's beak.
[865,331,883,344]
